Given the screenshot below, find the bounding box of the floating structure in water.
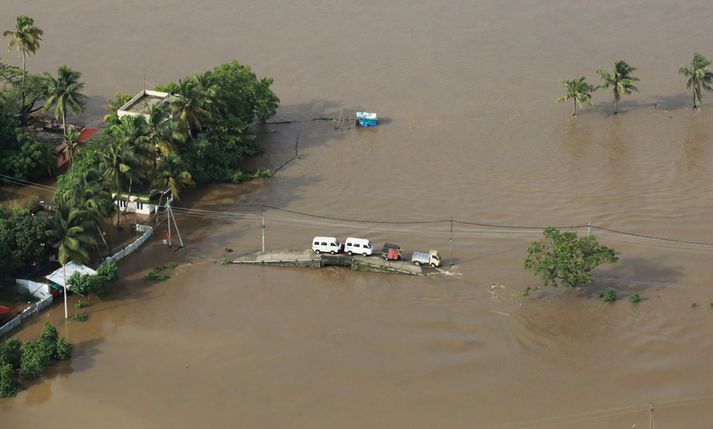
[356,111,378,127]
[230,249,422,275]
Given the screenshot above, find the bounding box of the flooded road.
[3,0,713,427]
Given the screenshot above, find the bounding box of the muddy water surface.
[2,1,713,428]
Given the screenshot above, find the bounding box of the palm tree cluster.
[559,53,713,116]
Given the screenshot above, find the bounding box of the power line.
[2,171,712,250]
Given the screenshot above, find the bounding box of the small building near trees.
[117,90,170,120]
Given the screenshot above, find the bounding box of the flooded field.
[3,0,713,427]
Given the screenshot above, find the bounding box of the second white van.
[312,236,341,254]
[344,237,373,256]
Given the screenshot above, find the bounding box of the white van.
[344,237,373,256]
[312,236,341,255]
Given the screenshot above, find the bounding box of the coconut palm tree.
[103,92,132,123]
[47,195,98,318]
[3,15,43,107]
[62,128,81,167]
[146,103,185,161]
[43,65,87,134]
[597,60,639,114]
[679,53,713,109]
[557,77,596,117]
[97,137,138,228]
[170,77,212,139]
[62,168,112,250]
[153,154,193,200]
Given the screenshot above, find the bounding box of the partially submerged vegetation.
[145,263,178,282]
[559,53,713,115]
[524,227,619,288]
[0,323,72,397]
[0,14,279,293]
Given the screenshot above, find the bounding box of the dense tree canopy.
[0,207,48,283]
[524,227,619,288]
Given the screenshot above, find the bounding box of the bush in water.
[0,362,18,397]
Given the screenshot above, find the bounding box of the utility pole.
[164,194,183,248]
[169,202,184,248]
[649,402,654,429]
[166,198,172,246]
[62,264,68,319]
[449,216,453,267]
[261,205,266,253]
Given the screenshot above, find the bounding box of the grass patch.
[691,302,699,308]
[602,290,617,303]
[628,294,641,304]
[522,286,532,297]
[145,270,170,282]
[220,257,230,265]
[75,299,87,309]
[72,312,89,322]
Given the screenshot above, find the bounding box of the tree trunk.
[20,52,26,112]
[614,98,618,115]
[96,225,109,250]
[62,111,67,136]
[115,173,121,229]
[572,99,577,117]
[123,178,132,213]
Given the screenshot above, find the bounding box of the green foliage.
[167,262,178,269]
[557,76,596,116]
[679,53,713,108]
[0,362,18,397]
[603,290,617,303]
[54,338,72,360]
[103,92,132,124]
[97,261,119,282]
[47,195,99,266]
[19,339,52,380]
[597,60,639,114]
[628,293,641,304]
[41,322,59,343]
[67,271,104,295]
[522,286,532,297]
[253,168,273,179]
[524,227,619,288]
[145,270,170,282]
[75,298,87,309]
[220,257,230,265]
[42,65,87,130]
[0,206,49,283]
[0,338,22,370]
[691,302,699,308]
[0,129,55,180]
[72,312,88,322]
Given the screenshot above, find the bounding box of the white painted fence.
[1,223,154,338]
[100,224,154,266]
[0,295,53,338]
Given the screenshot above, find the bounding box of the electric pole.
[261,205,266,253]
[449,216,453,267]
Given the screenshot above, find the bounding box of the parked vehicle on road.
[381,242,402,261]
[312,236,341,255]
[411,250,442,267]
[344,237,373,256]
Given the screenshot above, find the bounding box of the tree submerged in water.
[679,53,713,109]
[597,60,640,114]
[557,77,596,117]
[524,227,619,288]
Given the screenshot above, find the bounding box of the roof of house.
[45,261,97,289]
[79,128,98,142]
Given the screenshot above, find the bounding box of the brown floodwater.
[3,1,713,427]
